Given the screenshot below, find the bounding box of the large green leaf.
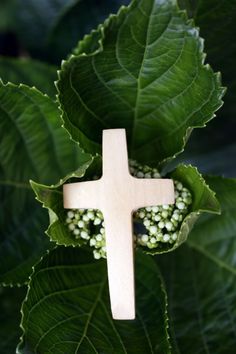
[0,57,57,97]
[17,247,170,354]
[158,176,236,353]
[57,0,224,167]
[0,82,90,286]
[0,286,26,354]
[14,0,129,63]
[31,163,219,256]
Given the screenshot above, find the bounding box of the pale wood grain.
[63,129,175,320]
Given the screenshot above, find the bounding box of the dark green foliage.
[0,0,235,353]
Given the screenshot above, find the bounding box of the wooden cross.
[63,129,174,320]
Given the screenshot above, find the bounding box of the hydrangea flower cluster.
[65,160,192,259]
[66,209,106,259]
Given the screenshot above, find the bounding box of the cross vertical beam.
[102,130,135,319]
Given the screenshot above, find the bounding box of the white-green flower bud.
[177,202,185,210]
[147,242,154,249]
[154,215,161,222]
[138,211,145,218]
[149,226,158,235]
[145,172,151,178]
[153,172,160,178]
[68,223,75,231]
[165,221,173,231]
[73,229,80,236]
[137,171,144,178]
[82,215,89,222]
[161,211,169,218]
[158,221,165,229]
[152,206,159,213]
[163,234,170,242]
[93,251,101,260]
[81,231,89,239]
[90,238,96,246]
[94,217,102,225]
[96,234,103,242]
[172,233,177,241]
[141,234,149,243]
[145,207,152,212]
[144,219,151,227]
[176,182,183,191]
[77,220,84,228]
[67,211,74,219]
[172,213,179,221]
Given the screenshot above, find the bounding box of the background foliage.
[0,0,235,353]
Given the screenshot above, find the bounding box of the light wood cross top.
[63,129,175,320]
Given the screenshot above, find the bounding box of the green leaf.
[0,82,90,286]
[0,57,58,97]
[57,0,224,167]
[0,286,26,353]
[18,247,170,354]
[15,0,129,63]
[158,176,236,353]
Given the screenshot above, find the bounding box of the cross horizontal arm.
[63,180,102,210]
[131,178,175,210]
